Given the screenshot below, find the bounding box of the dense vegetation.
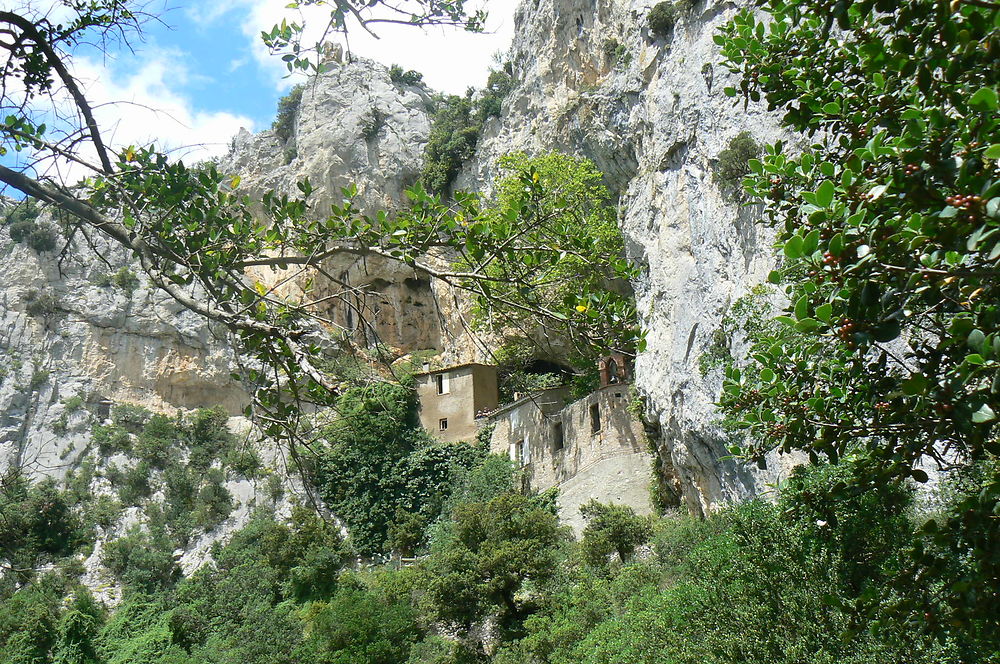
[3,453,997,662]
[419,68,514,194]
[716,0,1000,637]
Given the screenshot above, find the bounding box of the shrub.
[101,529,180,593]
[478,69,513,121]
[92,424,132,455]
[602,38,630,66]
[389,65,423,87]
[8,218,36,243]
[420,94,480,195]
[111,403,152,433]
[648,1,678,37]
[27,226,58,252]
[24,289,59,318]
[224,446,262,480]
[191,468,234,532]
[187,406,235,470]
[29,369,49,390]
[110,266,140,294]
[713,130,759,198]
[360,108,384,140]
[272,84,304,143]
[580,500,653,567]
[134,414,179,469]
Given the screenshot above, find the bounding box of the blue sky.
[65,0,519,161]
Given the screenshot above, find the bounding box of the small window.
[439,418,448,431]
[590,403,601,434]
[514,439,528,466]
[552,422,564,451]
[435,372,450,395]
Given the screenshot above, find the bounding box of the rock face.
[462,0,804,514]
[0,0,806,593]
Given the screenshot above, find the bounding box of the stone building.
[414,363,499,443]
[487,383,651,533]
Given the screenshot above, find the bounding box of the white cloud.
[73,54,254,160]
[17,51,256,185]
[186,0,519,94]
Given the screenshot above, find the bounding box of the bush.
[713,130,759,198]
[110,266,140,294]
[7,218,36,243]
[272,84,303,143]
[24,289,59,318]
[420,95,480,195]
[361,108,384,140]
[648,1,678,37]
[101,529,180,593]
[27,226,57,252]
[602,38,631,67]
[389,65,424,87]
[419,68,514,194]
[111,403,152,433]
[580,500,653,567]
[134,415,179,469]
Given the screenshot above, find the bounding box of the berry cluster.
[944,193,982,209]
[823,250,839,266]
[838,318,856,341]
[903,163,921,176]
[875,401,891,410]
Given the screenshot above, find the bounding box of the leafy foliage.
[468,152,641,366]
[419,70,514,194]
[648,1,678,37]
[579,500,652,568]
[420,94,481,194]
[716,0,1000,639]
[272,84,303,143]
[389,65,424,87]
[712,130,760,198]
[316,383,484,556]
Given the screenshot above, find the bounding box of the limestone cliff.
[0,0,804,582]
[459,0,804,514]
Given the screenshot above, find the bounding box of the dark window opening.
[439,418,448,431]
[590,403,601,434]
[607,358,620,384]
[436,373,448,395]
[552,422,564,451]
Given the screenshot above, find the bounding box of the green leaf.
[767,269,782,284]
[822,102,840,114]
[966,354,985,365]
[760,368,776,383]
[815,303,832,323]
[968,87,999,111]
[794,318,822,332]
[902,374,927,395]
[815,180,835,208]
[872,320,901,343]
[911,468,929,483]
[968,329,986,351]
[794,295,809,320]
[985,144,1000,159]
[784,235,804,259]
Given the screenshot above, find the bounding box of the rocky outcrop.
[463,0,803,514]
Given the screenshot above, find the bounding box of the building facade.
[414,363,499,443]
[488,384,652,533]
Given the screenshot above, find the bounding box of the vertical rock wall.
[465,0,804,514]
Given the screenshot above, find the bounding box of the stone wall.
[488,385,652,532]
